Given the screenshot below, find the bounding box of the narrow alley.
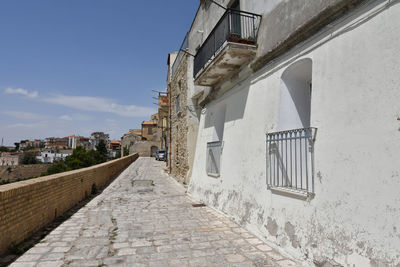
[10,158,297,267]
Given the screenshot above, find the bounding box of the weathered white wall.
[189,1,400,266]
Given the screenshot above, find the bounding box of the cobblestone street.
[10,158,298,267]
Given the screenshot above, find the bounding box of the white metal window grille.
[206,141,222,177]
[266,128,317,197]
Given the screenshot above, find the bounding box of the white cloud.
[73,114,92,121]
[6,121,47,129]
[43,94,156,117]
[60,115,73,121]
[1,111,48,120]
[4,87,38,98]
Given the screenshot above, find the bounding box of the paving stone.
[36,261,64,267]
[26,247,51,254]
[266,250,285,261]
[257,244,273,251]
[51,247,71,253]
[7,158,293,266]
[15,254,42,262]
[225,254,246,263]
[39,253,65,261]
[116,247,136,256]
[9,262,37,267]
[276,259,299,267]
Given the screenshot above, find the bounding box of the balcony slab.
[194,42,257,87]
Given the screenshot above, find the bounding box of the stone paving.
[10,158,299,267]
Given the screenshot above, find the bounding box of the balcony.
[194,9,261,86]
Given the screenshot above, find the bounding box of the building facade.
[176,0,400,266]
[0,153,20,166]
[141,120,157,141]
[89,132,110,150]
[167,33,200,184]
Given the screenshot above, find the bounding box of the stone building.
[89,132,109,150]
[121,127,160,157]
[157,93,169,151]
[121,131,142,156]
[170,0,400,266]
[0,153,20,166]
[45,137,69,150]
[108,140,121,158]
[141,120,157,141]
[167,33,200,184]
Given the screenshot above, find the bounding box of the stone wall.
[129,141,160,157]
[0,153,138,255]
[169,53,189,183]
[0,164,50,184]
[121,133,142,156]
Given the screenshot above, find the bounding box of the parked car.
[155,150,166,161]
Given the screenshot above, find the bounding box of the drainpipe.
[168,86,172,174]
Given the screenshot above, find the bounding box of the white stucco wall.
[189,1,400,266]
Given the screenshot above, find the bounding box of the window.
[206,104,226,177]
[206,141,222,177]
[176,94,181,114]
[148,127,152,134]
[267,58,316,198]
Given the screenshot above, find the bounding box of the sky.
[0,0,198,146]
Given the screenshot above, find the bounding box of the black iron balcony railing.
[266,128,317,196]
[193,9,261,78]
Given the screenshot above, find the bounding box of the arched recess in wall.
[278,58,312,131]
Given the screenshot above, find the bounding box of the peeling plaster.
[285,222,299,248]
[265,217,278,237]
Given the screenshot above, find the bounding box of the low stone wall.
[0,154,138,255]
[0,164,50,184]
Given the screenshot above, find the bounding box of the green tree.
[64,146,95,169]
[21,152,38,164]
[96,140,108,161]
[123,146,129,156]
[87,149,104,164]
[43,161,71,175]
[41,145,108,176]
[0,146,9,152]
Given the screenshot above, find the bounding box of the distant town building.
[141,120,157,141]
[0,153,21,166]
[68,135,91,150]
[36,150,72,164]
[45,137,68,149]
[108,140,121,158]
[33,139,45,148]
[90,132,110,150]
[121,132,142,156]
[129,129,142,137]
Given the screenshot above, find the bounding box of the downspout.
[168,85,172,174]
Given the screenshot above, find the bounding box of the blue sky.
[0,0,198,146]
